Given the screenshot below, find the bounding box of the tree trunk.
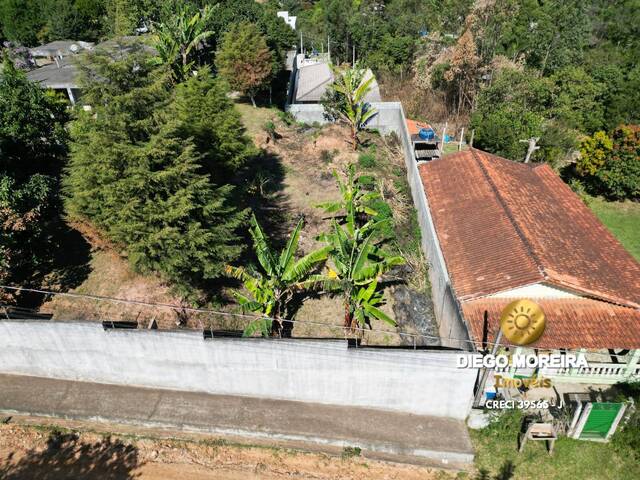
[250,95,257,108]
[344,301,353,329]
[181,47,188,67]
[351,124,358,151]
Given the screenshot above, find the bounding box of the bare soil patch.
[0,422,458,480]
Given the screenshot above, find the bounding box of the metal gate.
[579,403,623,440]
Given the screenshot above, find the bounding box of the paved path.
[0,374,473,468]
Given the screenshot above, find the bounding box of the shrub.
[358,152,377,168]
[612,382,640,462]
[263,121,277,140]
[575,125,639,200]
[341,446,362,459]
[578,131,613,176]
[320,149,337,164]
[277,110,295,126]
[597,125,640,200]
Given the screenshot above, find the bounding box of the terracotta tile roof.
[419,149,640,308]
[462,298,640,349]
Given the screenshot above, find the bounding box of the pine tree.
[215,22,273,107]
[166,68,256,184]
[65,50,251,296]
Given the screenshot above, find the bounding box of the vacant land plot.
[33,104,436,345]
[235,107,436,345]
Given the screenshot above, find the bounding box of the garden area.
[470,406,640,480]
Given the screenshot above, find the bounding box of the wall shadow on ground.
[0,430,142,480]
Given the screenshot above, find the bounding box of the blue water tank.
[418,128,435,140]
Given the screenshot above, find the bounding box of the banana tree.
[226,214,330,337]
[316,164,381,228]
[154,4,215,81]
[309,217,404,331]
[326,64,378,150]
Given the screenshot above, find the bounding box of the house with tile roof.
[418,148,640,385]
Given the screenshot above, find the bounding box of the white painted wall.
[489,283,581,299]
[0,321,477,419]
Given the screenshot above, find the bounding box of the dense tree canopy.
[0,57,67,291]
[65,50,254,295]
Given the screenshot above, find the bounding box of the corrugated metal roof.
[26,58,79,89]
[293,64,382,103]
[294,62,334,102]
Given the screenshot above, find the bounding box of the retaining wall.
[0,320,476,419]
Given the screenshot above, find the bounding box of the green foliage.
[577,125,640,200]
[166,66,256,183]
[311,165,404,331]
[226,214,330,336]
[0,0,45,45]
[316,165,381,222]
[549,67,606,133]
[341,446,361,459]
[154,2,214,82]
[0,56,68,181]
[471,68,584,164]
[597,125,640,200]
[65,52,251,296]
[322,64,378,150]
[0,56,67,292]
[357,152,377,169]
[215,22,273,106]
[578,131,613,176]
[42,0,106,42]
[495,0,591,74]
[611,382,640,462]
[0,174,56,287]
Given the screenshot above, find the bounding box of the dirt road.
[0,422,460,480]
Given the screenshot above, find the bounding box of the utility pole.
[469,129,475,148]
[521,137,540,163]
[472,329,503,408]
[439,121,448,157]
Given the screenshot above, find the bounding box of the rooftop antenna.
[520,137,540,163]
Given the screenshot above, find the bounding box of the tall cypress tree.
[65,50,250,296]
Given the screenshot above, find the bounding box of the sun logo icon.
[499,299,546,346]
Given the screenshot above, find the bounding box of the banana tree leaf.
[243,318,272,337]
[363,303,396,327]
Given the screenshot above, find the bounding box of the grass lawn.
[234,101,282,139]
[470,411,640,480]
[587,196,640,261]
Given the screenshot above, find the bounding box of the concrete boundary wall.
[0,320,476,419]
[287,101,470,349]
